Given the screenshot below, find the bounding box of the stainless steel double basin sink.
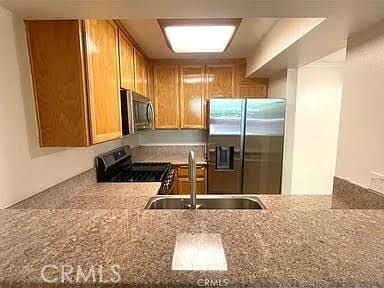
[145,195,265,210]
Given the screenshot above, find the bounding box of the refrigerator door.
[243,99,286,194]
[207,99,245,194]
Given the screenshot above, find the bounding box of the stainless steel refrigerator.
[206,98,286,194]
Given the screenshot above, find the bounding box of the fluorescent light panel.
[162,23,238,53]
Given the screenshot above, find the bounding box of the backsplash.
[132,145,205,164]
[138,129,206,145]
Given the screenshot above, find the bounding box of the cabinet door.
[134,48,147,96]
[180,65,205,129]
[239,81,268,98]
[176,165,206,195]
[206,64,235,98]
[143,58,149,97]
[177,166,206,178]
[153,64,179,129]
[177,178,206,195]
[84,20,121,144]
[26,20,89,147]
[118,30,134,90]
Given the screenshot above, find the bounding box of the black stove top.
[96,146,175,195]
[111,162,171,182]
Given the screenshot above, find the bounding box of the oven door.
[132,93,154,131]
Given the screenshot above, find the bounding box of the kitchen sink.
[145,195,265,210]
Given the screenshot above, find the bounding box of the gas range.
[95,146,175,195]
[110,162,172,182]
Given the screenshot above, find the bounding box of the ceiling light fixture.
[158,19,242,53]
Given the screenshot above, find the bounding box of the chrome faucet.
[188,151,197,210]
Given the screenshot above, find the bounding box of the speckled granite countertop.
[2,170,384,287]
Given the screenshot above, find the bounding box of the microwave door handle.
[147,102,154,128]
[127,92,135,134]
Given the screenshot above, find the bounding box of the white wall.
[335,23,384,188]
[290,49,345,195]
[280,69,298,194]
[0,6,139,208]
[268,71,287,99]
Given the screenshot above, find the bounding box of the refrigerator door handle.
[205,100,210,162]
[239,99,247,194]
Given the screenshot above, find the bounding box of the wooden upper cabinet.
[143,58,149,97]
[153,64,179,129]
[84,20,121,144]
[27,20,157,147]
[146,62,154,103]
[118,30,134,90]
[239,78,269,98]
[206,64,235,98]
[134,48,148,96]
[26,20,90,147]
[180,65,205,129]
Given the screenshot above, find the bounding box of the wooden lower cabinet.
[177,178,206,195]
[174,165,206,195]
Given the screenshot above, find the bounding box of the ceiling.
[121,18,278,59]
[1,0,384,76]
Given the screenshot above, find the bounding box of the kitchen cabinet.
[175,165,206,195]
[118,30,135,90]
[26,20,89,147]
[153,64,179,129]
[144,59,149,97]
[180,65,205,129]
[239,80,269,98]
[84,20,121,144]
[134,47,148,96]
[151,60,269,130]
[26,19,121,146]
[177,178,206,195]
[206,64,235,98]
[152,62,241,130]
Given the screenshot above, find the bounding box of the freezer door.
[243,99,286,194]
[207,99,245,194]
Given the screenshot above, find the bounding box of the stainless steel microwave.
[120,89,154,135]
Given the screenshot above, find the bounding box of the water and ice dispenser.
[215,146,234,170]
